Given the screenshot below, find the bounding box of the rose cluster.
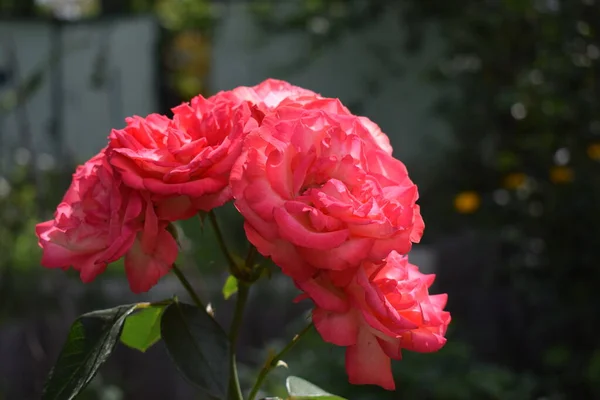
[36,79,450,390]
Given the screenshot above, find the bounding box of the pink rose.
[297,252,450,390]
[108,94,257,220]
[277,96,394,155]
[228,78,394,155]
[226,78,320,111]
[230,107,424,281]
[35,150,178,293]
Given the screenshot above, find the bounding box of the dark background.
[1,1,599,399]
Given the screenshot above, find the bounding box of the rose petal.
[274,207,349,250]
[345,327,395,390]
[124,228,178,294]
[313,307,359,346]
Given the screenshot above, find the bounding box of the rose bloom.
[35,150,178,293]
[275,96,394,155]
[230,106,424,280]
[226,78,320,112]
[297,251,450,390]
[108,93,257,220]
[227,79,394,155]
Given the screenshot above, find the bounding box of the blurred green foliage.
[401,1,600,398]
[0,166,66,320]
[245,325,536,400]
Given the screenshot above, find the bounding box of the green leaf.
[120,305,166,352]
[161,302,230,399]
[286,376,347,400]
[222,275,238,300]
[42,304,138,400]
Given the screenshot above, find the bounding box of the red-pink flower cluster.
[36,79,449,389]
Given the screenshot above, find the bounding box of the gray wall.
[0,16,159,167]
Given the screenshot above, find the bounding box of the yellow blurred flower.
[503,172,527,190]
[454,191,480,214]
[587,143,600,161]
[171,31,211,75]
[550,166,574,184]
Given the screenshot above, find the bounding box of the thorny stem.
[171,263,205,310]
[247,323,314,400]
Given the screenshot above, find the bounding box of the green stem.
[228,281,250,400]
[172,263,205,310]
[207,213,259,399]
[245,245,258,270]
[228,353,243,400]
[247,323,314,400]
[208,210,237,270]
[230,282,250,346]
